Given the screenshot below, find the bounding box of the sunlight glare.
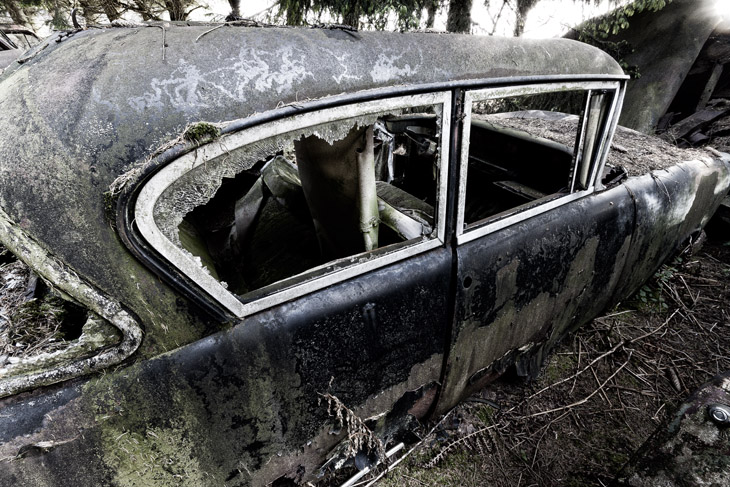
[714,0,730,19]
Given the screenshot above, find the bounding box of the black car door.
[436,82,635,411]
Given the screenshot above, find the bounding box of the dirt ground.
[329,234,730,487]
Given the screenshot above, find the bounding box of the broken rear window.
[136,93,451,316]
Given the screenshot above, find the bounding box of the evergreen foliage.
[0,0,208,28]
[0,0,673,46]
[276,0,437,30]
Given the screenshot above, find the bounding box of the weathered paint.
[436,158,730,414]
[0,23,726,487]
[437,182,636,412]
[613,159,730,303]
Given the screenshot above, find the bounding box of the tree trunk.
[426,0,438,29]
[513,0,538,37]
[446,0,472,33]
[49,0,70,30]
[78,0,99,24]
[513,13,525,36]
[342,3,361,29]
[133,0,158,21]
[1,0,29,25]
[283,0,305,26]
[164,0,187,21]
[100,0,121,22]
[228,0,241,18]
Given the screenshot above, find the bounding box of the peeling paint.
[327,51,362,85]
[129,46,313,112]
[370,50,422,83]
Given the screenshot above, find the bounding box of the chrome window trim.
[135,92,451,318]
[456,190,592,245]
[569,89,594,193]
[592,82,626,191]
[456,81,621,246]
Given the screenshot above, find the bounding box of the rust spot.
[407,385,437,419]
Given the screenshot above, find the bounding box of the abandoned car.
[0,24,728,486]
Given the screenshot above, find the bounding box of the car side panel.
[0,247,451,486]
[436,186,635,413]
[611,159,730,304]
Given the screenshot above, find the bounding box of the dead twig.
[319,393,384,461]
[517,353,632,420]
[569,338,582,395]
[423,424,497,469]
[516,309,677,411]
[195,24,225,42]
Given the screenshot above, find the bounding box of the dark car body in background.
[0,25,728,486]
[0,24,39,71]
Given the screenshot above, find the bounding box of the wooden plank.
[696,63,725,111]
[662,107,730,141]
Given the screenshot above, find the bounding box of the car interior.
[178,111,442,296]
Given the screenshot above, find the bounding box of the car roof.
[1,24,623,118]
[0,48,18,66]
[0,23,623,155]
[0,23,624,186]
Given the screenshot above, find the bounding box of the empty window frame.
[456,82,621,244]
[135,92,451,318]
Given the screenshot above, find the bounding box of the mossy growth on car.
[182,122,221,145]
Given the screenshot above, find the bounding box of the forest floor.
[332,234,730,487]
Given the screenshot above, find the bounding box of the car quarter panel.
[612,158,730,303]
[0,247,450,486]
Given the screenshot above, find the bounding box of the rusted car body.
[0,24,728,486]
